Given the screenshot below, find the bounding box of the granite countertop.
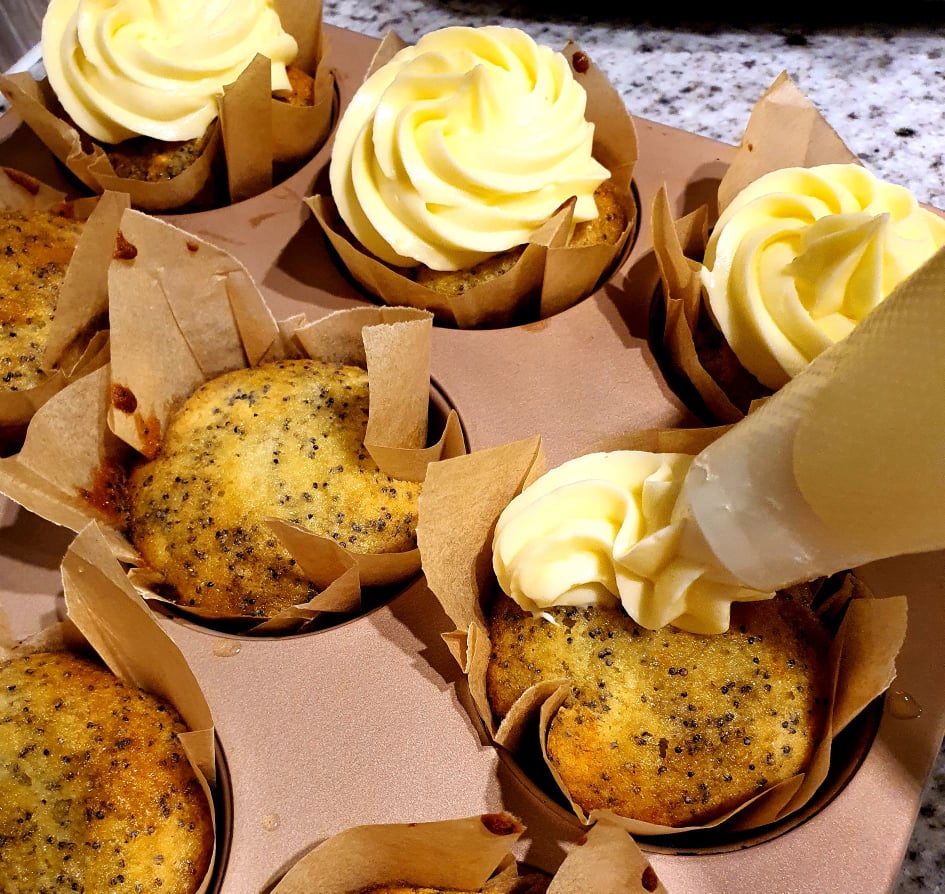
[317,3,945,891]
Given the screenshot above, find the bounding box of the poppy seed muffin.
[127,359,421,617]
[487,589,831,826]
[0,650,213,894]
[0,210,82,391]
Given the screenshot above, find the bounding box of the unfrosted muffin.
[126,359,421,617]
[0,650,213,894]
[0,209,83,391]
[359,878,549,894]
[487,589,830,826]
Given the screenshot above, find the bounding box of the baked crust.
[411,181,628,298]
[280,64,316,107]
[0,651,213,894]
[127,359,420,617]
[105,130,212,183]
[0,210,82,391]
[487,590,831,826]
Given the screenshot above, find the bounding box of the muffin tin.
[1,23,944,894]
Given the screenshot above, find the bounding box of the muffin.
[0,207,463,633]
[487,446,831,826]
[0,650,214,893]
[0,209,83,392]
[125,359,422,618]
[0,0,333,209]
[653,75,945,422]
[487,589,830,827]
[311,26,636,327]
[0,171,127,450]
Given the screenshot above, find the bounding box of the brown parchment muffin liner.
[651,72,861,423]
[0,521,218,893]
[0,208,466,634]
[415,430,907,837]
[0,0,335,212]
[307,34,637,329]
[271,811,668,894]
[0,168,128,442]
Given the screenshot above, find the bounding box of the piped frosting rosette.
[330,25,608,271]
[652,72,945,421]
[492,450,769,635]
[309,26,637,327]
[701,163,945,390]
[42,0,298,144]
[0,0,335,209]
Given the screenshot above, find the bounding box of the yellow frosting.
[329,25,610,272]
[492,451,771,634]
[701,164,945,389]
[42,0,298,144]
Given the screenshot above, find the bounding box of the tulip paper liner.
[650,72,861,423]
[307,34,637,329]
[0,209,466,634]
[0,520,218,894]
[271,811,668,894]
[0,0,334,211]
[416,432,907,835]
[0,168,127,439]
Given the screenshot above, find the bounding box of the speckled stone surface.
[318,3,945,892]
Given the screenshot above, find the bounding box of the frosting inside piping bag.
[676,242,945,591]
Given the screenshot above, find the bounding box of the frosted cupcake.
[0,0,334,209]
[309,26,636,328]
[417,432,906,834]
[652,74,945,421]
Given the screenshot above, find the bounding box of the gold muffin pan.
[1,24,944,894]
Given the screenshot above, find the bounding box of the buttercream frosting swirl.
[492,451,771,634]
[329,26,610,272]
[701,163,945,389]
[42,0,298,144]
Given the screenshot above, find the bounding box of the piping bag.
[675,243,945,592]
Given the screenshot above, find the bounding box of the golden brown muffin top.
[127,359,421,617]
[0,210,82,391]
[0,650,214,894]
[487,590,831,827]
